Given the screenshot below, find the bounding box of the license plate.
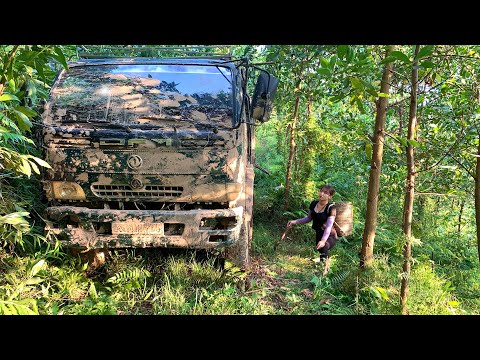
[112,221,163,234]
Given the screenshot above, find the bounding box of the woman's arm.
[320,215,335,241]
[287,211,312,229]
[317,208,337,249]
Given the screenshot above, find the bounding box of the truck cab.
[40,47,277,268]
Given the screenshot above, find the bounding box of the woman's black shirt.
[309,200,336,234]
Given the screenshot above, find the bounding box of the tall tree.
[285,80,302,210]
[475,138,480,261]
[263,45,325,210]
[400,45,420,315]
[360,45,395,268]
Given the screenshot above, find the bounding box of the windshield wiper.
[216,66,232,85]
[62,119,132,131]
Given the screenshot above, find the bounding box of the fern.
[222,260,247,283]
[106,267,151,288]
[329,305,358,315]
[330,269,350,288]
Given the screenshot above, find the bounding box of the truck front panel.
[41,59,249,252]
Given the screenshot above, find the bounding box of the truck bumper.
[45,206,243,250]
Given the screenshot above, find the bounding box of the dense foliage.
[0,45,478,315]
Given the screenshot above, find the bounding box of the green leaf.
[369,287,381,299]
[29,160,40,174]
[378,92,390,98]
[25,277,44,285]
[0,303,12,315]
[37,61,46,82]
[89,282,98,300]
[407,139,420,147]
[390,51,410,63]
[30,156,52,169]
[320,57,329,68]
[14,204,28,212]
[26,79,37,98]
[416,45,434,60]
[30,260,46,277]
[53,46,69,70]
[356,98,365,114]
[316,68,331,76]
[144,288,154,301]
[15,299,38,315]
[8,78,16,91]
[310,275,321,287]
[350,77,364,90]
[419,61,435,68]
[16,49,38,63]
[346,47,355,62]
[375,286,390,301]
[16,106,38,118]
[337,45,348,59]
[329,55,337,70]
[20,157,32,177]
[0,94,19,102]
[0,212,30,226]
[380,56,397,64]
[14,110,32,131]
[331,94,346,102]
[398,137,408,147]
[366,88,378,97]
[365,142,372,159]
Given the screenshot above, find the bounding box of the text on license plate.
[112,221,163,234]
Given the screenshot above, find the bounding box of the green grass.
[0,216,476,315]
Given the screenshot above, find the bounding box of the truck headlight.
[49,181,86,200]
[225,183,242,201]
[190,183,242,202]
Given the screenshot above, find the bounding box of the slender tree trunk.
[284,80,302,210]
[400,45,420,315]
[458,201,464,233]
[297,97,313,176]
[475,139,480,261]
[398,106,403,135]
[360,45,395,268]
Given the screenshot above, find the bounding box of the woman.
[286,184,337,275]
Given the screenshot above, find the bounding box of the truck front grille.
[48,138,91,148]
[92,184,183,199]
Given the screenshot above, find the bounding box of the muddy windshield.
[48,64,233,127]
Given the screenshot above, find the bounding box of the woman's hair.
[320,184,335,196]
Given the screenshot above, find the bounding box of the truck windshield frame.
[49,60,240,129]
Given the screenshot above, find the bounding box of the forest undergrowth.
[1,212,475,315]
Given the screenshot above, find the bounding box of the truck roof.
[68,57,235,68]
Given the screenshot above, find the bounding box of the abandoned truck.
[39,49,278,268]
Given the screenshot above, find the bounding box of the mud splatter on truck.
[40,51,277,268]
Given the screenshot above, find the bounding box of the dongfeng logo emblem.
[127,154,143,169]
[130,178,143,189]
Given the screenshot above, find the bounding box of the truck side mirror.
[251,73,278,122]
